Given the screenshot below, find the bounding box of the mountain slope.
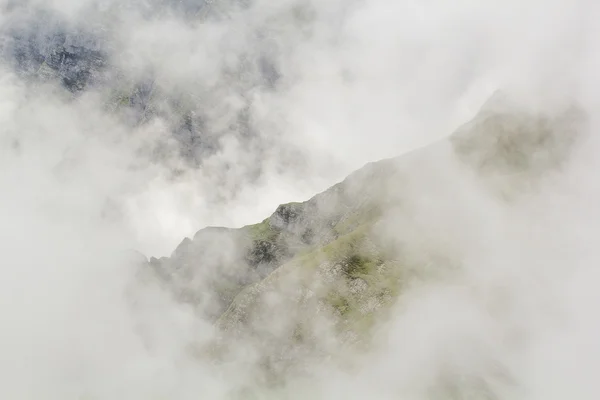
[137,93,589,386]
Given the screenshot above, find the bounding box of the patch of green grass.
[327,291,352,316]
[244,218,278,242]
[333,204,383,236]
[341,254,373,278]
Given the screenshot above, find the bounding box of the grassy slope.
[146,94,588,385]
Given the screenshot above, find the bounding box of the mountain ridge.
[135,94,589,387]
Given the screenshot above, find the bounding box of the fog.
[1,0,600,398]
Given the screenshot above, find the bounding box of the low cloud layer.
[1,0,600,399]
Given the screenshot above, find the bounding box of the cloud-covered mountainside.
[5,0,600,399]
[129,92,589,392]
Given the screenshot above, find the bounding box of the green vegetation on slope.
[144,93,589,386]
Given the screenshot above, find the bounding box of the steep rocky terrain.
[135,93,589,387]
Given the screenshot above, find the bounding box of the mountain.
[0,0,281,167]
[133,92,589,387]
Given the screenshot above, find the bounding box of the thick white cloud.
[2,0,600,398]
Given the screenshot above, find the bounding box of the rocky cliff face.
[133,94,589,386]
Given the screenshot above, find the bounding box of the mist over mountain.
[1,0,278,166]
[131,92,588,392]
[2,0,600,399]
